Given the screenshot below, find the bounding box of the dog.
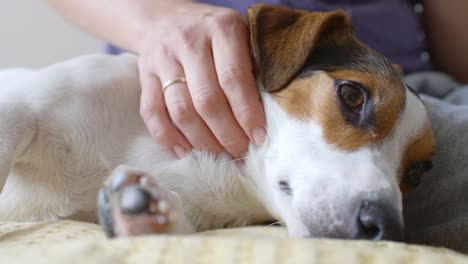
[0,4,435,240]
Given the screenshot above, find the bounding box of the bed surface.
[1,220,467,264]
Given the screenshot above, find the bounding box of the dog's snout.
[355,200,403,241]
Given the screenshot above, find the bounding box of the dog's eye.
[403,161,433,188]
[335,80,372,128]
[339,83,364,109]
[278,180,292,196]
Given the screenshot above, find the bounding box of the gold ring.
[162,77,187,92]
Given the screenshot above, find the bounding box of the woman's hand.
[46,0,267,158]
[137,2,266,158]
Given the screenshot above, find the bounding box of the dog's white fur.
[0,54,429,237]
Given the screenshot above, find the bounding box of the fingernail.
[251,127,266,146]
[173,145,187,158]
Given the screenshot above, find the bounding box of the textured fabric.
[405,95,468,252]
[1,220,468,264]
[403,72,468,254]
[108,0,431,74]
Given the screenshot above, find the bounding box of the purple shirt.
[107,0,431,74]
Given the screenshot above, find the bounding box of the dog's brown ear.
[247,4,353,92]
[392,64,404,75]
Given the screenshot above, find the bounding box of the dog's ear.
[392,64,404,75]
[247,4,354,92]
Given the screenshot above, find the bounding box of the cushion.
[404,72,468,254]
[1,220,467,263]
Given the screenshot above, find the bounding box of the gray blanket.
[403,72,468,254]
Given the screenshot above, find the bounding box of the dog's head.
[247,4,435,241]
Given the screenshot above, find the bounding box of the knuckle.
[168,100,194,125]
[233,103,258,125]
[221,136,246,154]
[151,126,172,144]
[210,11,243,32]
[139,108,172,144]
[139,102,157,121]
[218,65,244,88]
[176,27,198,51]
[193,88,223,115]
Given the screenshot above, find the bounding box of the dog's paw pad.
[98,166,176,237]
[119,186,151,214]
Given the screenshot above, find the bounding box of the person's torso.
[107,0,431,74]
[198,0,431,73]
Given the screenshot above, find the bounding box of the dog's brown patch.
[275,69,405,151]
[274,72,330,121]
[399,127,435,195]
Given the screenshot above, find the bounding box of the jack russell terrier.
[0,4,435,241]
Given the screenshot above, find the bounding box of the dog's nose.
[355,200,403,241]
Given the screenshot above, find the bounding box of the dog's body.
[0,5,435,240]
[0,54,269,231]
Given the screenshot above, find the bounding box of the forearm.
[45,0,192,53]
[423,0,468,83]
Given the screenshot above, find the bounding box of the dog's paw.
[97,165,175,237]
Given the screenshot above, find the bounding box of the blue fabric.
[107,0,431,74]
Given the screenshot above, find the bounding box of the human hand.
[137,2,266,158]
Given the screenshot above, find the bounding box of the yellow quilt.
[1,220,467,264]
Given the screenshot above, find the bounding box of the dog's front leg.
[97,165,195,237]
[0,98,36,192]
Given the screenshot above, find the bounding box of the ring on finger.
[162,77,187,93]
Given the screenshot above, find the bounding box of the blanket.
[404,71,468,254]
[1,221,468,263]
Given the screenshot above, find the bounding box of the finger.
[156,54,224,154]
[138,64,191,158]
[179,44,250,158]
[211,20,267,147]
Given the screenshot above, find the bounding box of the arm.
[423,0,468,83]
[45,0,190,53]
[45,0,267,158]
